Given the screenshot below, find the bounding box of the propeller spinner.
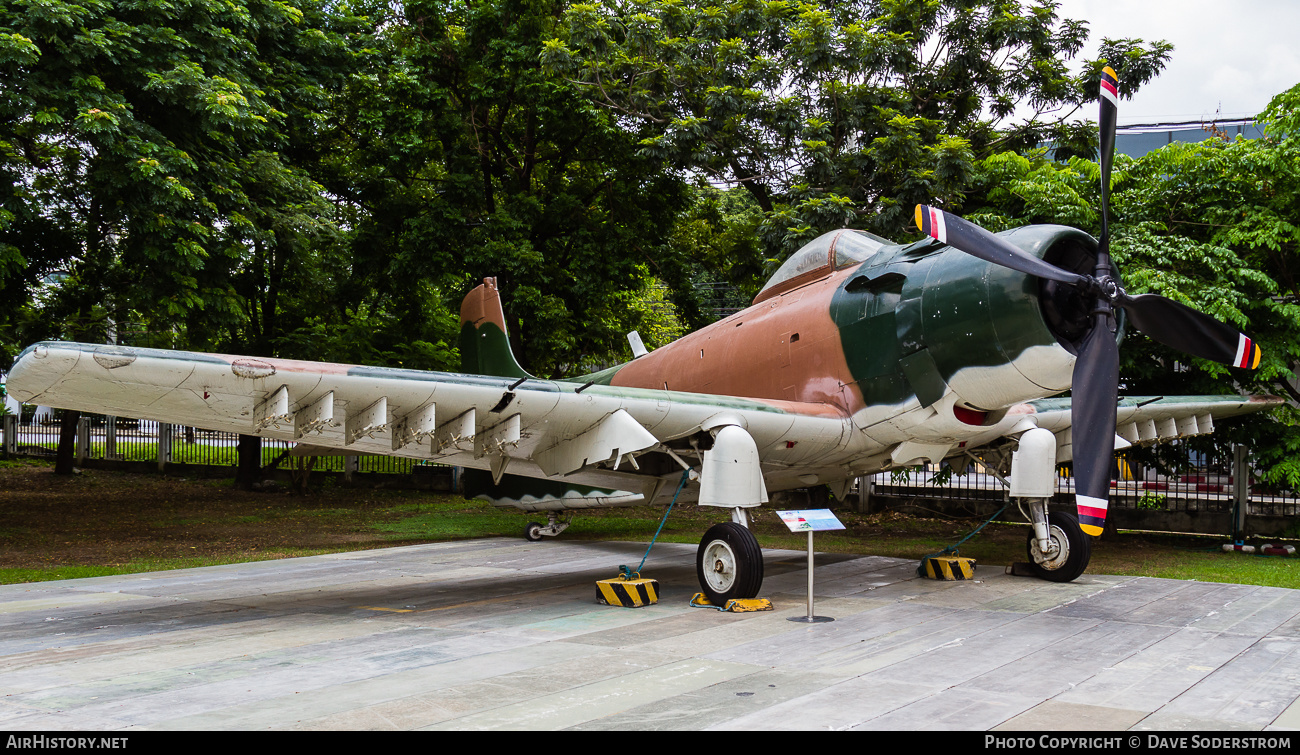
[915,66,1261,537]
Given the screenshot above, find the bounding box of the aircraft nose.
[899,239,1081,409]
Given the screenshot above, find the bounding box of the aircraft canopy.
[753,229,892,304]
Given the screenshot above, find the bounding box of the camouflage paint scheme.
[7,227,1278,514]
[445,227,1270,509]
[602,226,1095,415]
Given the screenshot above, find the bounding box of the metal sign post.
[777,509,844,623]
[1232,444,1249,541]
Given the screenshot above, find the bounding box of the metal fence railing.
[5,413,1298,517]
[1,412,429,475]
[868,444,1300,518]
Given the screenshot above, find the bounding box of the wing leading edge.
[8,341,854,506]
[1024,394,1282,462]
[9,342,1278,510]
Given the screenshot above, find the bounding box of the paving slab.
[564,666,847,731]
[1193,587,1300,637]
[0,537,1297,730]
[1155,636,1300,727]
[848,686,1045,730]
[994,700,1149,731]
[705,675,940,730]
[1052,627,1262,712]
[1273,696,1300,730]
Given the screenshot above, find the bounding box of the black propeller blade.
[914,205,1088,286]
[1070,322,1119,535]
[913,65,1262,538]
[1116,292,1260,369]
[1073,64,1122,536]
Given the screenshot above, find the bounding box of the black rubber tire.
[524,522,544,542]
[696,522,764,604]
[1026,510,1091,583]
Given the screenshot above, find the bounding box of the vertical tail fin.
[459,277,531,378]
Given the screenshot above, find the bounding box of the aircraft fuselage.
[588,225,1107,475]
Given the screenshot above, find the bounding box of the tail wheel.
[696,522,763,604]
[524,522,544,542]
[1026,510,1092,582]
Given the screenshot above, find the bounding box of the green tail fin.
[459,277,531,379]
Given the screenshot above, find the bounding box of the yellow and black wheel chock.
[919,555,977,581]
[689,593,774,613]
[915,502,1001,581]
[595,571,660,608]
[596,472,691,608]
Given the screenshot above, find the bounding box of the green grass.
[0,549,340,584]
[2,460,1295,588]
[1138,548,1300,588]
[14,440,427,472]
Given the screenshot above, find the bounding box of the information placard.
[776,509,845,533]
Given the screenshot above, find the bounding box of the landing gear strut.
[695,521,763,604]
[524,512,571,542]
[692,423,766,602]
[1011,428,1092,583]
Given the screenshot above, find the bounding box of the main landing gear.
[695,514,764,605]
[1025,508,1091,582]
[1012,428,1093,582]
[691,424,767,602]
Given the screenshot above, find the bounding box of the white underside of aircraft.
[8,340,1271,513]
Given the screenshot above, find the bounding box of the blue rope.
[621,468,691,579]
[918,503,1007,569]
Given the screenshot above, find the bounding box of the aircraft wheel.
[524,522,544,542]
[696,522,764,604]
[1026,510,1091,583]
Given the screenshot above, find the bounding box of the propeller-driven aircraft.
[8,68,1277,603]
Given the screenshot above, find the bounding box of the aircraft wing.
[7,342,855,505]
[1020,394,1281,461]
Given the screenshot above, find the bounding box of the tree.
[541,0,1171,258]
[310,0,696,377]
[0,0,366,473]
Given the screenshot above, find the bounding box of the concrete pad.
[994,700,1149,731]
[0,537,1297,730]
[848,687,1044,730]
[1272,696,1300,730]
[1052,627,1260,712]
[420,658,764,730]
